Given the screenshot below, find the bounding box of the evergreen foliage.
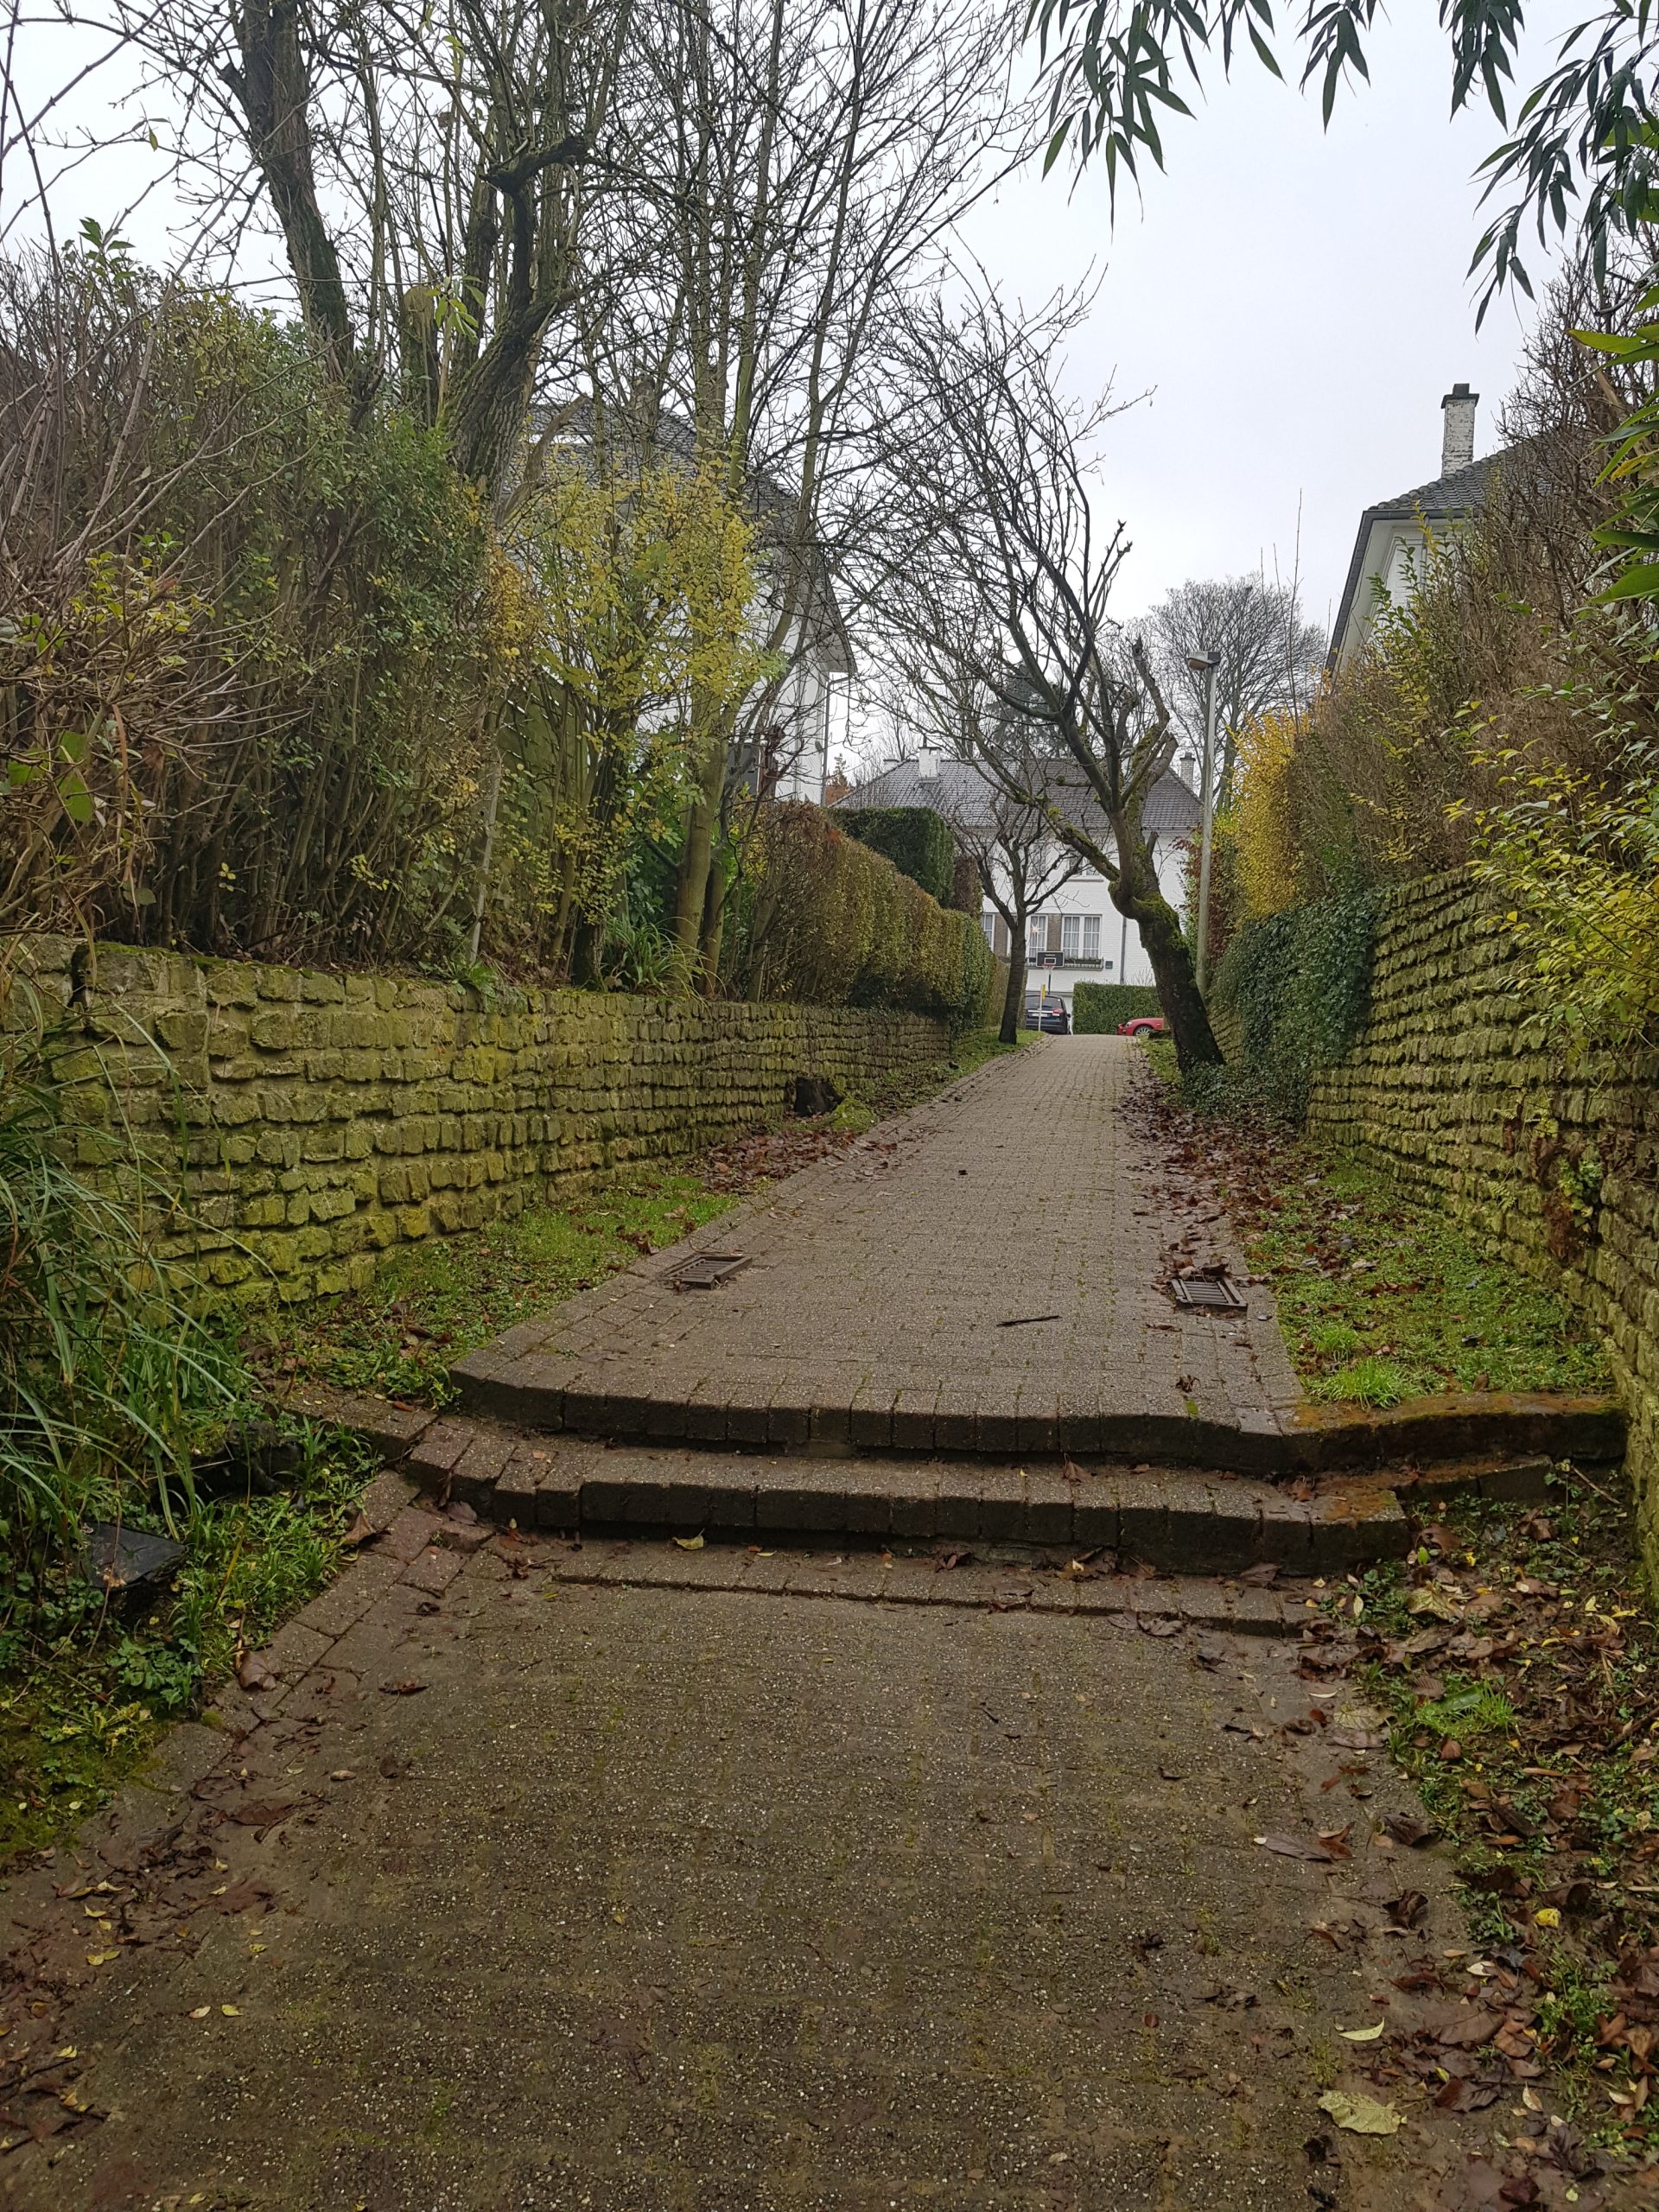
[839,806,957,904]
[1209,891,1382,1121]
[1072,982,1160,1032]
[734,804,991,1033]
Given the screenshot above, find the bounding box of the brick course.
[8,937,950,1306]
[1301,873,1659,1579]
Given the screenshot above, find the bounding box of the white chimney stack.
[917,741,939,781]
[1440,381,1478,477]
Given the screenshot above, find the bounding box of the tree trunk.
[1108,811,1222,1071]
[672,729,726,974]
[1000,941,1027,1046]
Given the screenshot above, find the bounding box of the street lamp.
[1185,650,1221,994]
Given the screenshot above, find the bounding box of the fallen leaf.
[220,2004,241,2017]
[672,1534,705,1551]
[1339,2022,1385,2041]
[1318,2090,1402,2136]
[226,1799,296,1827]
[1383,1811,1439,1847]
[1138,1614,1183,1638]
[188,2005,210,2019]
[378,1680,428,1696]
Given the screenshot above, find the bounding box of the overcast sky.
[957,4,1575,637]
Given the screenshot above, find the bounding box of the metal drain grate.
[667,1251,751,1290]
[1169,1271,1247,1313]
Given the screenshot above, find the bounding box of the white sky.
[956,4,1575,635]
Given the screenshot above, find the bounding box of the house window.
[981,911,995,948]
[1083,914,1101,958]
[1027,916,1046,963]
[1060,914,1080,961]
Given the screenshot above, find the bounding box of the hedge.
[1073,981,1161,1032]
[736,802,992,1033]
[840,806,956,906]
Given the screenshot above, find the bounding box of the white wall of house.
[975,838,1188,998]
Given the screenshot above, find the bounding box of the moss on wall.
[1303,874,1659,1583]
[8,939,952,1308]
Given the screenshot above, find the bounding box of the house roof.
[1328,448,1507,666]
[835,754,1201,838]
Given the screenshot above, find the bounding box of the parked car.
[1022,994,1071,1035]
[1117,1014,1166,1039]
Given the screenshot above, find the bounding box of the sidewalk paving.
[1,1506,1496,2211]
[454,1039,1306,1464]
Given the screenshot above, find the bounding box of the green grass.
[0,1421,378,1864]
[256,1169,739,1403]
[1241,1154,1610,1406]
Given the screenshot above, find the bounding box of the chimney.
[917,741,939,781]
[1440,381,1478,477]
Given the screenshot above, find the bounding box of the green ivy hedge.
[1073,982,1161,1032]
[1209,890,1382,1119]
[840,806,956,906]
[736,803,992,1033]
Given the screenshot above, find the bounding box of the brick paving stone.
[402,1544,464,1595]
[452,1039,1305,1460]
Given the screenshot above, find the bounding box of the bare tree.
[891,658,1082,1041]
[572,0,1029,985]
[9,0,637,493]
[1141,574,1325,803]
[874,284,1223,1068]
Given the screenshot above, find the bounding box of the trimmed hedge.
[738,803,992,1033]
[840,806,956,905]
[1073,981,1161,1033]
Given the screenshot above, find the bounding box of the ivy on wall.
[1209,890,1382,1120]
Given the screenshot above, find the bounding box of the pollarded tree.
[874,285,1224,1069]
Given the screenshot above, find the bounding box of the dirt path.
[1,1510,1506,2212]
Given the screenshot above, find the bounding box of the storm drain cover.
[668,1251,751,1290]
[1169,1271,1247,1314]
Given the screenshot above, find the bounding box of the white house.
[836,752,1200,1003]
[1329,383,1506,670]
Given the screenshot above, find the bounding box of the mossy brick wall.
[1302,874,1659,1580]
[11,938,951,1307]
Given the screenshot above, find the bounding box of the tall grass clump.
[0,1020,245,1573]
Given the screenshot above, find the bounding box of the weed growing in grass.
[1320,1353,1410,1408]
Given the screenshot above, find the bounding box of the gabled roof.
[835,754,1201,837]
[1329,448,1505,666]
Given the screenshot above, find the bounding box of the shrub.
[1073,982,1161,1032]
[839,806,957,904]
[1209,890,1382,1121]
[735,803,991,1031]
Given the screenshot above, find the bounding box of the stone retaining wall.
[1302,874,1659,1577]
[9,938,951,1306]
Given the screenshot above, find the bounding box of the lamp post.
[1186,650,1221,994]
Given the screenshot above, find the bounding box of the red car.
[1118,1015,1167,1039]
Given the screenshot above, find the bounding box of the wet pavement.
[2,1514,1493,2211]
